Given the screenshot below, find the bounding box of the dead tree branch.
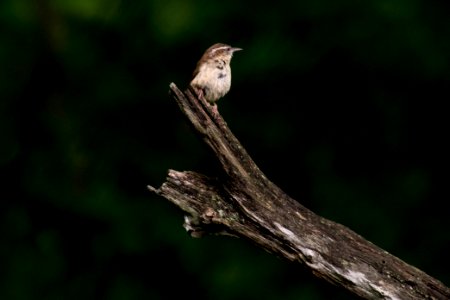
[148,83,449,300]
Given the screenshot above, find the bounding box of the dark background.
[1,0,449,299]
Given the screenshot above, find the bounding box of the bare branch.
[148,83,450,300]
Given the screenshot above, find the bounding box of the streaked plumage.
[190,43,242,103]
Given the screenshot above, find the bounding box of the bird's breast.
[191,64,231,102]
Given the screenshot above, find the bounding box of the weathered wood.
[148,83,450,300]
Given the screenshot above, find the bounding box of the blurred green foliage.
[1,0,449,299]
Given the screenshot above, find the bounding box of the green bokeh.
[1,0,449,299]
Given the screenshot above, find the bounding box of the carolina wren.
[190,43,242,107]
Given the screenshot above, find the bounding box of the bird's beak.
[231,47,243,52]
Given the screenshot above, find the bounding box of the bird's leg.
[192,86,220,119]
[210,102,219,118]
[197,88,204,100]
[190,86,220,119]
[191,86,204,100]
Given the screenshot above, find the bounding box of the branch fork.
[148,83,449,300]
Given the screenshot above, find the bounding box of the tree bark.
[148,83,450,300]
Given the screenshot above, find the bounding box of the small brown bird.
[190,43,242,110]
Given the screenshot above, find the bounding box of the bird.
[190,43,242,113]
